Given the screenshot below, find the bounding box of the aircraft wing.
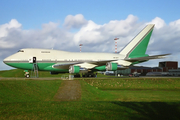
[124,54,171,62]
[53,60,117,70]
[53,62,84,69]
[88,60,117,66]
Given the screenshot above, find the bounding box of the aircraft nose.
[3,57,10,64]
[3,58,7,64]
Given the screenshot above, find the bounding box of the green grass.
[0,69,69,78]
[0,69,24,77]
[84,78,180,102]
[0,80,61,103]
[84,78,180,90]
[1,78,180,119]
[0,68,112,78]
[80,79,116,101]
[2,101,179,120]
[106,90,180,102]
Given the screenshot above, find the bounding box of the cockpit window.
[18,50,24,52]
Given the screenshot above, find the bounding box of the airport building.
[118,61,179,76]
[159,61,178,71]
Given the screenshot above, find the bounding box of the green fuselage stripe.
[6,62,107,72]
[5,62,68,72]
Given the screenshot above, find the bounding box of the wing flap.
[88,60,117,66]
[53,62,83,69]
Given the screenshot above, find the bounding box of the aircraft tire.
[26,74,30,78]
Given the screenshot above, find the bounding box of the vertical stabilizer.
[120,24,155,58]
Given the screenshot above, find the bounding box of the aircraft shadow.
[111,101,180,120]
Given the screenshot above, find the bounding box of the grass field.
[0,77,180,119]
[0,68,114,78]
[0,69,66,78]
[83,78,180,102]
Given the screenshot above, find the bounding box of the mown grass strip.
[80,79,116,101]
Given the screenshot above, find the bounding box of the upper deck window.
[18,50,24,52]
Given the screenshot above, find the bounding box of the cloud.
[63,14,88,29]
[0,19,21,37]
[0,19,22,49]
[73,14,139,46]
[148,17,166,29]
[146,18,180,55]
[1,14,180,70]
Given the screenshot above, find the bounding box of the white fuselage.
[3,48,131,72]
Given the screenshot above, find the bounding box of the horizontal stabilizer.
[124,54,171,62]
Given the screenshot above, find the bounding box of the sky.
[0,0,180,70]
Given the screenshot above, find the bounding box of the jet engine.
[106,62,117,71]
[69,65,80,74]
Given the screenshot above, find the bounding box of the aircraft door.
[29,57,36,63]
[33,57,36,63]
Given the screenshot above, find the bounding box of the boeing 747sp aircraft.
[3,24,169,77]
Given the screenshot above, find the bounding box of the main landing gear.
[74,73,96,78]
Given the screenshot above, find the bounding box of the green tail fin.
[119,24,155,58]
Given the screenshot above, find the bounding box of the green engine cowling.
[106,62,117,71]
[69,65,80,74]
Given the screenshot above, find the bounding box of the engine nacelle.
[69,65,80,74]
[106,62,117,71]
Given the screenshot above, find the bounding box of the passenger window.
[18,50,24,52]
